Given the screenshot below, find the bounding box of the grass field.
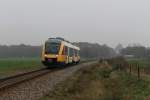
[40,62,150,100]
[0,57,90,78]
[127,58,150,68]
[0,58,43,78]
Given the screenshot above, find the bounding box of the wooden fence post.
[119,64,121,71]
[137,63,140,80]
[129,64,132,75]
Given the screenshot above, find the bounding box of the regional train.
[41,37,80,67]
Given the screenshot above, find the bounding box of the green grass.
[0,57,94,78]
[0,58,43,77]
[127,58,150,68]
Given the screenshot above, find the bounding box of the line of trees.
[0,44,41,58]
[0,42,116,58]
[74,42,116,58]
[120,46,150,58]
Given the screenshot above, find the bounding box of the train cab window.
[45,42,60,54]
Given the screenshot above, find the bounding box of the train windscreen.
[45,42,60,54]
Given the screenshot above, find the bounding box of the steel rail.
[0,68,52,90]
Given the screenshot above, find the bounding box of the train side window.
[72,49,74,56]
[69,48,72,56]
[77,50,79,56]
[65,46,68,55]
[74,50,77,56]
[62,46,67,55]
[68,48,70,56]
[73,49,75,56]
[69,48,73,56]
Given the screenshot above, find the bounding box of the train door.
[65,46,69,64]
[72,49,76,63]
[62,46,69,64]
[68,48,73,63]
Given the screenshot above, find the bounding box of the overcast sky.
[0,0,150,47]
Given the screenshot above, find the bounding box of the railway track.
[0,60,95,90]
[0,64,80,90]
[0,68,53,90]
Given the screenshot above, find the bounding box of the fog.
[0,0,150,47]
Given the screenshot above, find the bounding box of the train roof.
[48,37,71,43]
[47,37,80,50]
[63,41,80,50]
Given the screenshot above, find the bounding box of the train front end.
[41,38,66,66]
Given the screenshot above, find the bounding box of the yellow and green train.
[41,37,80,67]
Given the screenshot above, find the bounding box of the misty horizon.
[0,0,150,47]
[0,42,149,49]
